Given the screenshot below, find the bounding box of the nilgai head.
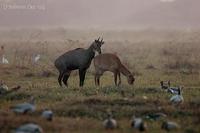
[128,74,135,85]
[92,37,104,54]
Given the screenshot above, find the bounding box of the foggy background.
[0,0,199,29]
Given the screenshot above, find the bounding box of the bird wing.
[170,95,176,102]
[16,123,42,133]
[11,103,35,113]
[170,95,182,103]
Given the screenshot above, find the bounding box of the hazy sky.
[0,0,199,29]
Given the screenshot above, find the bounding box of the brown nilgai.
[94,53,135,86]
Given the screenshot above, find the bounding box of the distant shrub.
[40,70,56,77]
[24,72,35,77]
[161,43,200,73]
[145,64,157,70]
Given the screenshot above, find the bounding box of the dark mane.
[75,48,82,50]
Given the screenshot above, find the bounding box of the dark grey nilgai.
[55,38,104,87]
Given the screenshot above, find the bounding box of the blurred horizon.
[0,0,199,29]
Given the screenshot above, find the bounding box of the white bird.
[170,87,184,104]
[41,109,53,121]
[10,96,36,114]
[2,55,9,64]
[33,54,41,63]
[0,83,20,95]
[0,82,9,94]
[161,121,180,131]
[103,113,117,129]
[131,116,147,131]
[15,123,43,133]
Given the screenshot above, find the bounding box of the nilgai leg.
[118,72,121,86]
[95,71,102,86]
[96,74,101,86]
[114,72,118,86]
[58,71,65,87]
[79,69,87,87]
[94,74,98,86]
[62,70,71,86]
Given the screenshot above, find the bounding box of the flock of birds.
[0,80,185,133]
[102,80,184,132]
[102,112,180,132]
[0,54,41,65]
[10,96,53,133]
[9,96,180,133]
[1,55,9,64]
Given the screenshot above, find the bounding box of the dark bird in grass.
[11,85,21,91]
[10,96,36,114]
[145,112,167,121]
[161,121,180,131]
[0,81,20,95]
[103,113,117,129]
[15,123,43,133]
[131,116,147,132]
[160,80,170,90]
[41,109,53,121]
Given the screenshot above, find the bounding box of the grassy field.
[0,29,200,133]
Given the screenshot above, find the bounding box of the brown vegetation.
[0,29,200,133]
